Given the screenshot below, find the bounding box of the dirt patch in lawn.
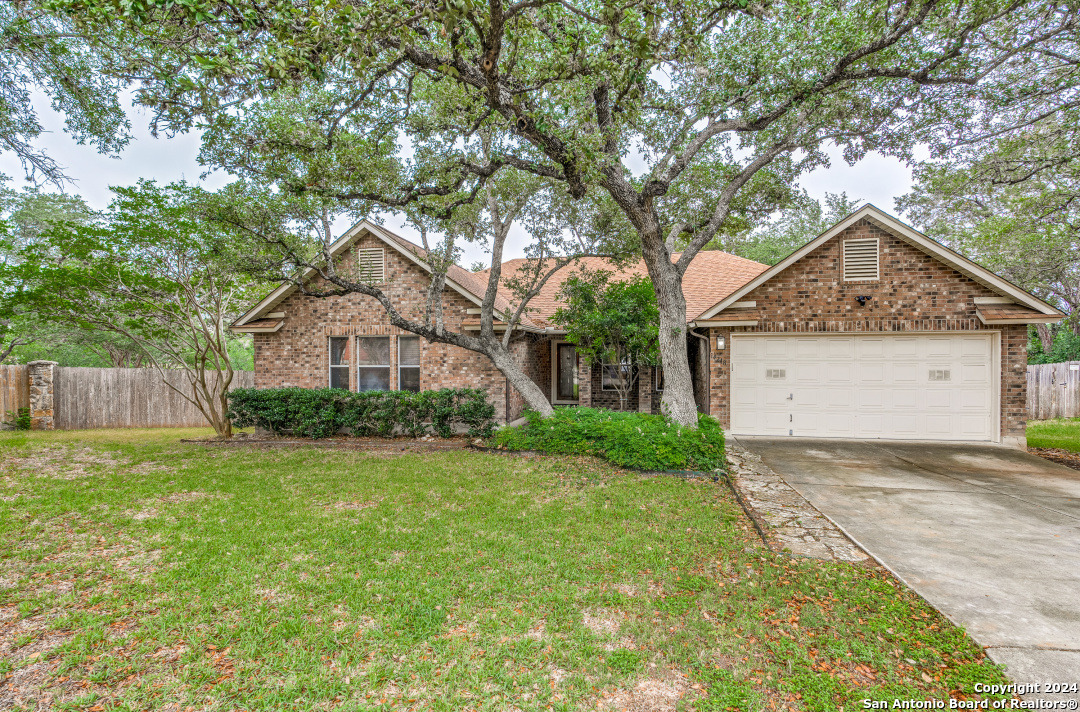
[126,491,229,520]
[2,444,125,479]
[603,668,698,712]
[1029,447,1080,471]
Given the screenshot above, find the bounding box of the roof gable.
[698,204,1064,320]
[233,220,526,327]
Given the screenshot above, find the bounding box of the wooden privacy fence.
[53,367,254,429]
[0,365,30,423]
[1,362,253,430]
[1027,361,1080,421]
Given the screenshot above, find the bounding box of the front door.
[554,342,579,403]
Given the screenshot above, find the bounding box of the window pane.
[602,364,630,390]
[329,337,350,366]
[400,366,420,392]
[357,366,390,392]
[399,336,420,366]
[357,336,390,366]
[556,343,577,401]
[330,366,350,390]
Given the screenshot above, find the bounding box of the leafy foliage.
[491,407,726,472]
[0,1,129,184]
[3,407,31,431]
[12,181,268,435]
[552,273,659,408]
[716,192,863,266]
[227,387,497,439]
[900,120,1080,328]
[1028,325,1080,365]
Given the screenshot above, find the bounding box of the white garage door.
[730,334,997,441]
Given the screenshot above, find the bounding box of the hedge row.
[227,387,497,439]
[490,407,726,471]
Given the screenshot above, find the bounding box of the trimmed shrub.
[490,407,725,471]
[228,387,496,439]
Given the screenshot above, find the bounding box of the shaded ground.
[0,428,1011,711]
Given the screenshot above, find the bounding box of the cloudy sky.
[1,94,923,266]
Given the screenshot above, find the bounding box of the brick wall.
[707,217,1028,443]
[253,233,512,420]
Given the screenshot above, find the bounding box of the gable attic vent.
[356,248,385,283]
[843,238,880,281]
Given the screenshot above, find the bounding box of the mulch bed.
[181,434,472,453]
[1028,447,1080,471]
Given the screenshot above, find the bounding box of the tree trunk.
[490,346,554,418]
[1035,323,1054,353]
[639,231,698,427]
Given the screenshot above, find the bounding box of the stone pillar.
[28,360,58,431]
[577,356,591,407]
[638,366,652,413]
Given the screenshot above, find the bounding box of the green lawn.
[0,429,1008,711]
[1027,418,1080,452]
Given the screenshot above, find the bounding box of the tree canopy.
[52,0,1080,424]
[14,180,268,436]
[1,1,129,184]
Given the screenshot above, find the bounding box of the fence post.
[27,360,58,431]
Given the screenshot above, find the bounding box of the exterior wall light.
[855,295,872,306]
[716,335,726,350]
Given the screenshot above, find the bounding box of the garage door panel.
[730,334,996,442]
[764,339,790,357]
[856,338,885,358]
[961,363,990,384]
[857,389,886,409]
[827,338,854,358]
[892,364,918,383]
[825,388,853,408]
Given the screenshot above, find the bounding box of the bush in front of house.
[490,407,725,471]
[227,387,497,439]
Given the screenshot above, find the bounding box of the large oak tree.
[59,0,1078,424]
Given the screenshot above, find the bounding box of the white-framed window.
[329,336,351,390]
[356,336,391,392]
[842,237,880,281]
[654,366,664,392]
[601,362,632,391]
[398,336,421,392]
[550,341,578,404]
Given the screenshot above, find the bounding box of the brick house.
[232,204,1062,448]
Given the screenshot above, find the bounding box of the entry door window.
[357,337,391,391]
[555,343,578,402]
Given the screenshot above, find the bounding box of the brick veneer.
[253,233,514,420]
[706,217,1029,445]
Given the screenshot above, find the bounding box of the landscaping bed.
[0,428,1012,710]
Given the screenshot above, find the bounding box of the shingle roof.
[234,220,770,330]
[976,305,1061,323]
[474,252,769,327]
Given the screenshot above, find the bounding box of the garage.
[729,333,998,441]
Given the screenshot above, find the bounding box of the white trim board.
[699,204,1063,320]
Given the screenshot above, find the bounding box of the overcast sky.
[1,94,922,266]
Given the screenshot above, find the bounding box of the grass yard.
[0,429,1009,711]
[1027,418,1080,452]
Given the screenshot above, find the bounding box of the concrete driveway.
[735,437,1080,688]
